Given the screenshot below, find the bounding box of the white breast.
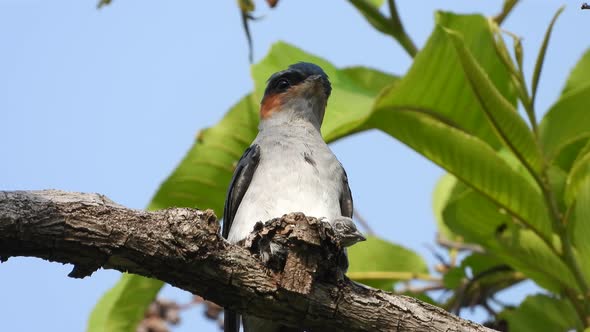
[227,125,344,244]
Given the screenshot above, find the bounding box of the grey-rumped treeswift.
[222,62,365,332]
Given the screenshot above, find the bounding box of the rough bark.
[0,190,494,332]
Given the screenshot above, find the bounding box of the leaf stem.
[539,160,590,325]
[387,0,418,57]
[347,271,440,282]
[493,0,520,25]
[348,0,392,35]
[564,287,589,328]
[558,217,590,325]
[347,0,418,57]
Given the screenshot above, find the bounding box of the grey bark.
[0,190,495,332]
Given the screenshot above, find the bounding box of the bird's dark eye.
[276,78,291,91]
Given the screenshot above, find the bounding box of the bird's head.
[260,62,332,129]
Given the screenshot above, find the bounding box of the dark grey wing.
[339,167,353,218]
[338,167,353,272]
[223,144,261,238]
[223,144,260,332]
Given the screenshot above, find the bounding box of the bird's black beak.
[356,231,367,242]
[306,74,330,98]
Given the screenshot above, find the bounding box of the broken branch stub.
[242,213,346,294]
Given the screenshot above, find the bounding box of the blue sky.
[1,0,588,331]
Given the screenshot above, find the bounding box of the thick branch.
[0,190,493,332]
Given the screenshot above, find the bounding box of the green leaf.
[366,0,385,7]
[569,177,590,283]
[540,85,590,162]
[347,0,391,35]
[540,48,590,161]
[565,148,590,205]
[574,139,590,167]
[496,148,537,188]
[547,165,567,213]
[460,253,507,277]
[443,267,465,289]
[340,66,399,94]
[445,28,542,172]
[562,48,590,95]
[347,236,429,290]
[149,95,258,214]
[252,42,398,142]
[87,274,163,332]
[531,7,564,105]
[499,294,582,332]
[432,173,468,242]
[553,136,590,172]
[443,189,576,293]
[370,109,552,238]
[375,12,517,150]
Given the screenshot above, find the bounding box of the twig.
[353,209,375,235]
[436,234,485,253]
[397,284,445,294]
[347,0,417,58]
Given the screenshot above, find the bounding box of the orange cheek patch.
[260,94,283,119]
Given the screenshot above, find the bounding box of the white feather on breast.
[227,125,344,244]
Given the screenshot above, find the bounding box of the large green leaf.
[375,12,517,150]
[370,109,552,239]
[443,189,575,293]
[340,66,399,94]
[87,274,163,332]
[574,140,590,168]
[445,28,542,172]
[432,173,468,242]
[540,48,590,161]
[371,12,551,238]
[347,236,429,290]
[569,177,590,283]
[565,150,590,206]
[553,136,589,173]
[251,42,398,142]
[539,85,590,162]
[499,294,582,332]
[562,48,590,95]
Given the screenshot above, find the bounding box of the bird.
[222,62,360,332]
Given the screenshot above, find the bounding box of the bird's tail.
[224,309,240,332]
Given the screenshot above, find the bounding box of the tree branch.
[0,190,494,332]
